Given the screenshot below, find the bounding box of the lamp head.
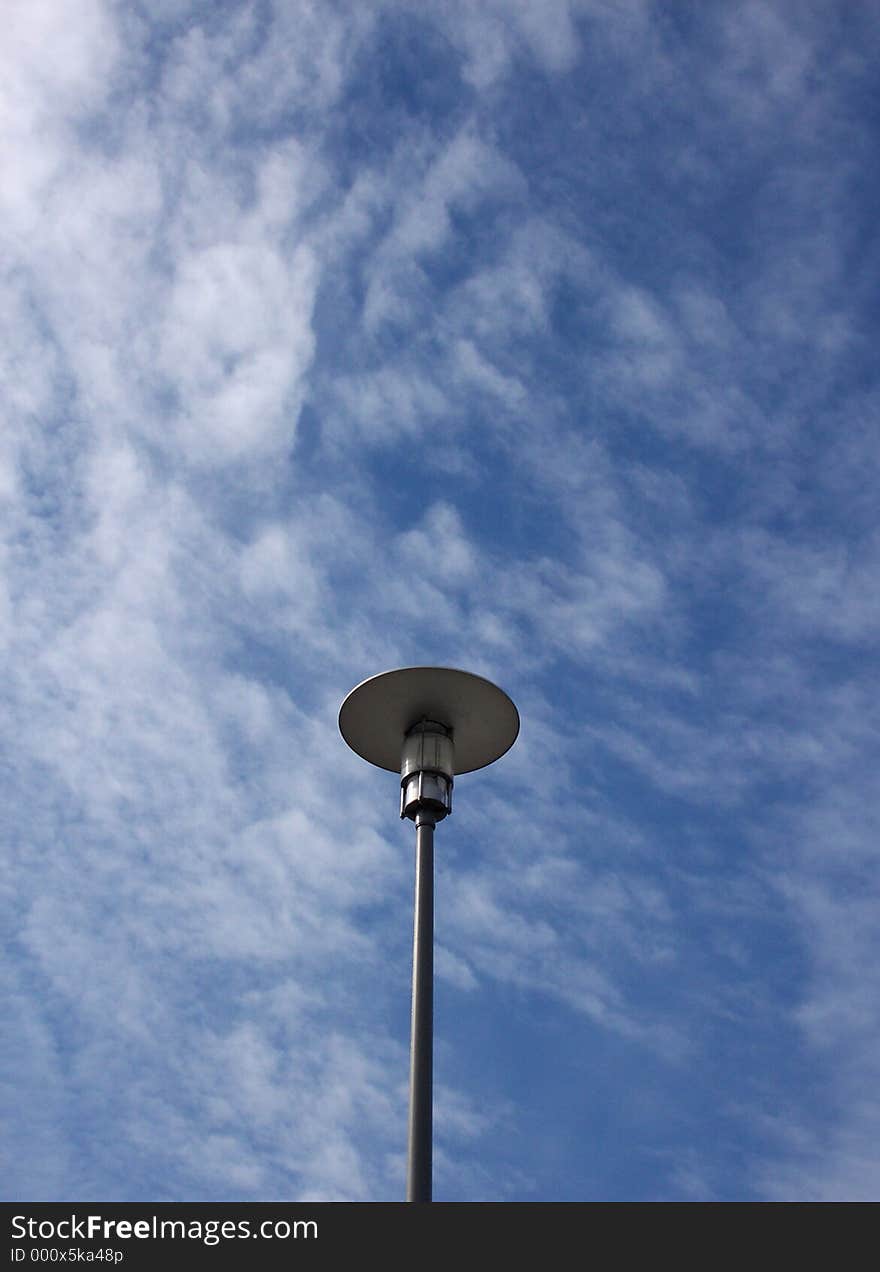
[339,667,519,822]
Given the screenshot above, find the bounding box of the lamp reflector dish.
[339,666,519,774]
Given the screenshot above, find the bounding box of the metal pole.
[406,811,434,1202]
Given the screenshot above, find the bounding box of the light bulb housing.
[400,721,454,821]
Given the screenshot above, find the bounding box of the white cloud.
[0,0,118,225]
[427,0,581,87]
[158,241,316,465]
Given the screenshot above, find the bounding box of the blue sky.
[3,0,879,1202]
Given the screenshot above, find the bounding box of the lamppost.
[339,667,519,1202]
